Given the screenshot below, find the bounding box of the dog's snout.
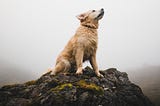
[101,8,104,11]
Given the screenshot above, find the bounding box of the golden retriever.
[50,8,104,77]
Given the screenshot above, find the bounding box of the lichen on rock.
[50,83,73,93]
[75,80,104,95]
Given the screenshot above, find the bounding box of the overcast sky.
[0,0,160,84]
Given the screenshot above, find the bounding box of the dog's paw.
[76,68,83,75]
[96,73,104,78]
[50,71,56,76]
[76,71,83,75]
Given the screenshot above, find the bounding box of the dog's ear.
[76,13,87,21]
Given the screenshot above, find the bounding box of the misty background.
[0,0,160,105]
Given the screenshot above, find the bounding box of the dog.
[50,8,104,77]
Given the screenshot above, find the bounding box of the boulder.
[0,66,154,106]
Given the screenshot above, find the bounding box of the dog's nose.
[101,8,104,11]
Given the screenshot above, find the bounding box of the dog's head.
[76,8,104,29]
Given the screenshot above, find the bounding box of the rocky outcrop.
[0,66,154,106]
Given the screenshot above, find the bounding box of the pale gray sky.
[0,0,160,84]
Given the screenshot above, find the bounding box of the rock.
[0,66,154,106]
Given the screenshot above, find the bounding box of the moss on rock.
[76,80,104,95]
[50,83,73,92]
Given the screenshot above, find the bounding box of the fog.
[0,0,160,85]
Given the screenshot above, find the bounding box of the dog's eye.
[92,10,95,12]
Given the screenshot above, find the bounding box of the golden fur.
[50,9,104,77]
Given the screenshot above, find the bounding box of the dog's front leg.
[75,48,84,75]
[90,53,104,77]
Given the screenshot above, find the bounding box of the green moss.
[76,80,104,95]
[25,80,36,86]
[50,83,73,92]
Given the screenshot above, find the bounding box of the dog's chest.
[77,36,98,60]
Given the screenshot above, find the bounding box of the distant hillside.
[0,60,35,86]
[127,66,160,106]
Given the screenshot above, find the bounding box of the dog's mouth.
[96,9,104,20]
[98,11,104,17]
